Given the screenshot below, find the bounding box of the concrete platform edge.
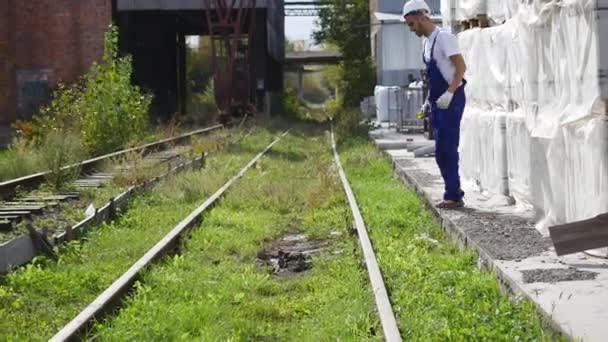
[377,147,574,340]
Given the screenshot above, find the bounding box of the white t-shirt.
[423,27,461,85]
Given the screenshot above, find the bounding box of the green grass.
[339,135,564,341]
[92,123,380,341]
[0,126,276,341]
[0,119,566,341]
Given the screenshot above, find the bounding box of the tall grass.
[0,130,85,186]
[0,139,42,181]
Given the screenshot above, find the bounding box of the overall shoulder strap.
[430,31,440,60]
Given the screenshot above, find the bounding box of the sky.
[187,15,318,49]
[285,15,318,42]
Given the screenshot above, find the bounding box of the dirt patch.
[522,268,598,283]
[455,209,550,261]
[258,233,329,276]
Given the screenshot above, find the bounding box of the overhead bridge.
[285,51,343,100]
[115,0,285,119]
[285,51,343,66]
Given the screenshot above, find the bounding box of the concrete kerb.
[375,143,573,340]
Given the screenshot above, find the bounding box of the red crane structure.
[205,0,258,122]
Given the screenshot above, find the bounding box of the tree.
[313,0,375,107]
[187,37,214,94]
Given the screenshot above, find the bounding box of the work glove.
[436,91,454,109]
[417,101,430,119]
[421,101,430,113]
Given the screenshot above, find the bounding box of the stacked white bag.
[450,0,608,235]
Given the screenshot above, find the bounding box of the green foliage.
[184,37,219,125]
[281,88,304,118]
[35,25,151,155]
[94,125,380,340]
[38,131,86,190]
[80,26,151,154]
[339,140,563,341]
[284,70,331,104]
[339,57,376,107]
[333,110,368,144]
[186,37,214,94]
[0,128,275,341]
[0,139,41,181]
[185,80,218,126]
[314,0,376,108]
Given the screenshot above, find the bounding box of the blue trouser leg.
[432,90,465,202]
[434,124,462,201]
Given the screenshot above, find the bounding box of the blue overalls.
[424,33,467,202]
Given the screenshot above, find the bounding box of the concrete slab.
[370,128,608,342]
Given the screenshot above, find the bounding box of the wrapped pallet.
[456,0,608,234]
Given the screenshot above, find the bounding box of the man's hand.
[417,101,430,119]
[421,101,430,114]
[437,91,453,109]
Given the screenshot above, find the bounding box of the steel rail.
[0,124,224,200]
[0,125,250,274]
[330,121,402,342]
[50,129,290,342]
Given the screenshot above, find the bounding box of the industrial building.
[0,0,285,124]
[370,0,440,87]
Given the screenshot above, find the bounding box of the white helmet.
[402,0,431,18]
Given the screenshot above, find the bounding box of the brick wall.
[0,1,15,124]
[0,0,112,124]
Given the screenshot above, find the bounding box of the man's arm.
[448,54,466,93]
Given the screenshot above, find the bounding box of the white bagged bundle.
[374,86,390,122]
[457,0,608,233]
[505,111,533,209]
[477,111,508,196]
[459,106,482,187]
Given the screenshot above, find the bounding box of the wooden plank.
[0,211,32,216]
[0,208,43,215]
[549,213,608,256]
[0,206,43,211]
[4,202,46,206]
[21,194,79,200]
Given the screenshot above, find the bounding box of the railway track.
[47,124,403,341]
[50,129,291,341]
[330,122,401,342]
[0,125,223,201]
[0,125,224,273]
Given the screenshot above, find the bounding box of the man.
[403,0,467,209]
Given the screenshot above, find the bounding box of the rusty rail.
[50,129,290,342]
[0,125,223,200]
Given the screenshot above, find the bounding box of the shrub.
[334,109,368,144]
[185,80,218,126]
[79,26,151,154]
[0,139,41,181]
[37,131,86,190]
[34,25,151,155]
[281,88,304,118]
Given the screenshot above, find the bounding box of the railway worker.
[402,0,467,209]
